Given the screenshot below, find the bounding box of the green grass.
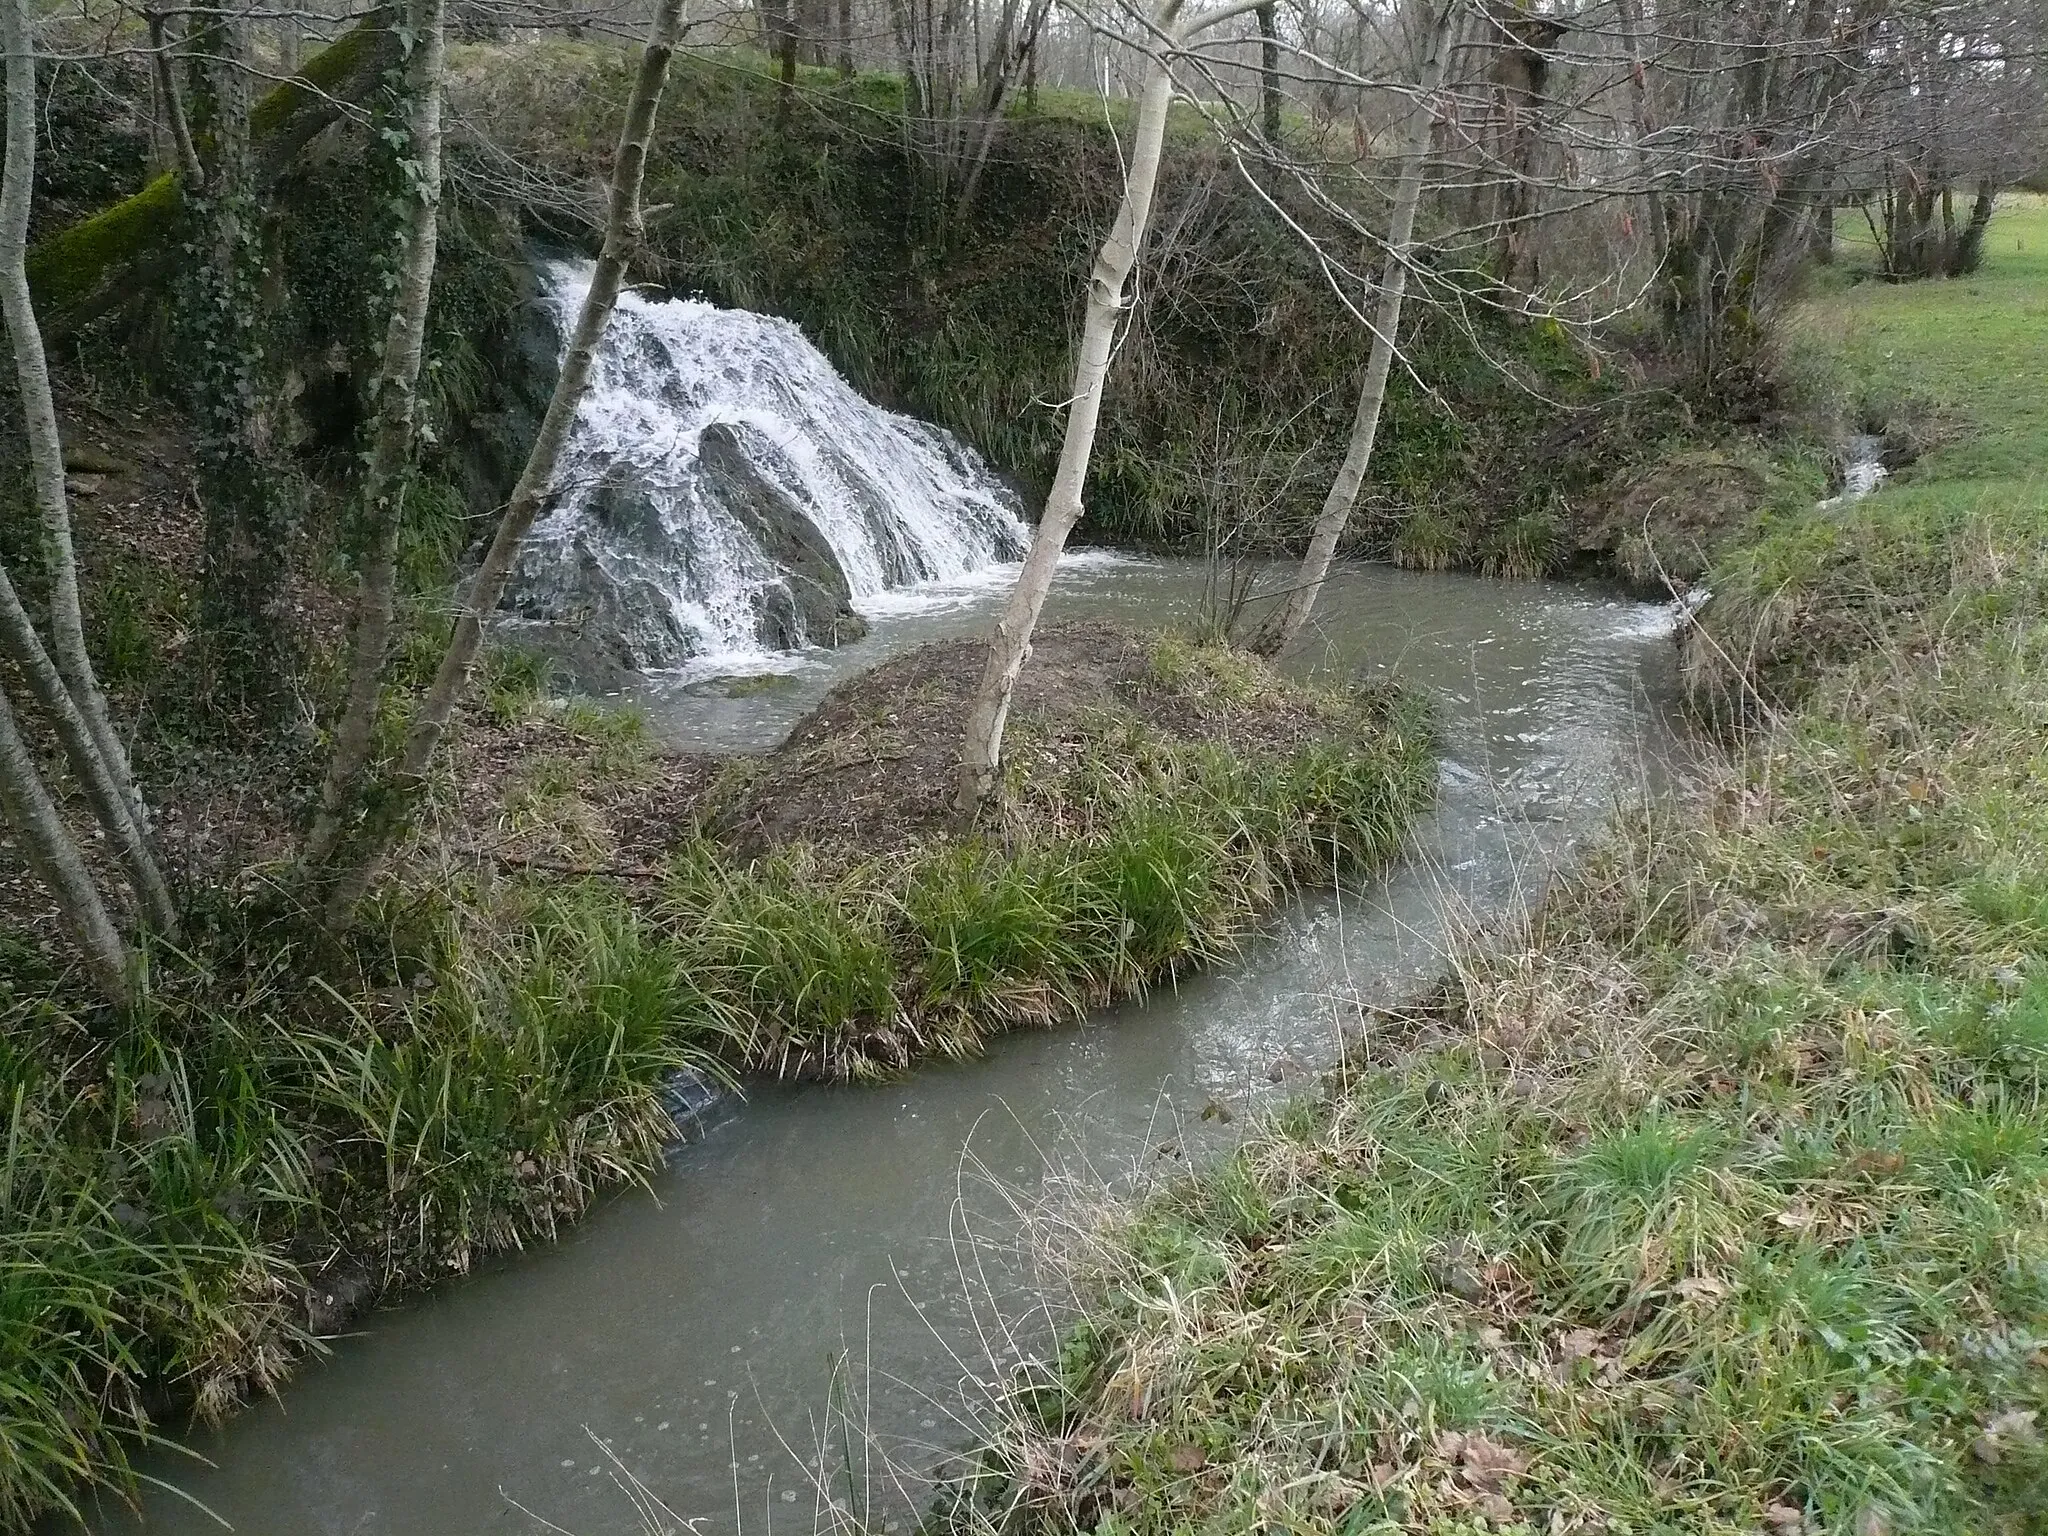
[943,202,2048,1536]
[0,885,738,1526]
[0,634,1432,1521]
[662,662,1435,1080]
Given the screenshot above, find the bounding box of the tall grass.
[658,689,1433,1081]
[0,885,738,1525]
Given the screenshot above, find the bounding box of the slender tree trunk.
[1613,0,1671,270]
[145,9,204,188]
[302,0,447,874]
[837,0,853,77]
[774,0,799,96]
[1257,2,1281,142]
[950,0,1274,818]
[1,0,178,935]
[1249,0,1455,659]
[0,678,131,1006]
[318,0,690,926]
[953,26,1179,818]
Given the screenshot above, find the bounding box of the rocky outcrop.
[501,427,868,669]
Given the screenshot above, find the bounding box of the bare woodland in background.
[1,0,2045,994]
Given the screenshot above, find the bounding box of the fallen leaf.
[1676,1274,1729,1303]
[1775,1203,1817,1232]
[1762,1503,1805,1532]
[1166,1444,1206,1473]
[1973,1407,2040,1464]
[1558,1327,1604,1366]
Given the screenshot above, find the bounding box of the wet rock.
[697,424,868,650]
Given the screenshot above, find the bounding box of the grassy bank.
[0,623,1430,1524]
[946,204,2048,1535]
[656,623,1434,1079]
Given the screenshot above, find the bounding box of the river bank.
[76,560,1680,1535]
[0,569,1429,1525]
[953,202,2048,1535]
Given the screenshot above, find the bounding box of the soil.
[685,619,1384,861]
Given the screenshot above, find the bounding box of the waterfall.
[502,260,1030,671]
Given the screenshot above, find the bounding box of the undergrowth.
[0,631,1431,1523]
[0,886,737,1527]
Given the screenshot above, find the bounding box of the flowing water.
[500,261,1027,671]
[82,287,1692,1535]
[89,558,1684,1536]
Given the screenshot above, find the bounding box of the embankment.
[947,201,2048,1535]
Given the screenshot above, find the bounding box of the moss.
[247,11,394,143]
[25,170,182,323]
[23,15,399,335]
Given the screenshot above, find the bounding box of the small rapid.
[501,261,1029,672]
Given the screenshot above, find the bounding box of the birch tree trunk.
[952,0,1273,818]
[951,48,1177,819]
[1248,0,1455,659]
[302,0,447,873]
[317,0,690,925]
[0,679,131,1006]
[1,0,178,935]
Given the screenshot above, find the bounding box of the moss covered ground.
[942,201,2048,1536]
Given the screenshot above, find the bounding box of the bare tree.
[1249,0,1457,657]
[0,0,178,947]
[317,0,693,923]
[303,0,450,874]
[953,0,1274,819]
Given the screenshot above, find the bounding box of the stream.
[88,554,1684,1536]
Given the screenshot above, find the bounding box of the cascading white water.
[502,259,1030,671]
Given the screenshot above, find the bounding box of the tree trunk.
[950,0,1275,819]
[188,18,301,713]
[1953,179,1996,274]
[302,0,447,875]
[837,0,853,77]
[145,9,204,188]
[1257,3,1281,143]
[1249,0,1455,658]
[0,678,131,1006]
[1,0,178,935]
[318,0,691,926]
[1613,0,1671,270]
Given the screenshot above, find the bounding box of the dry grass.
[937,204,2048,1536]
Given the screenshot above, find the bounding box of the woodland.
[0,0,2045,1527]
